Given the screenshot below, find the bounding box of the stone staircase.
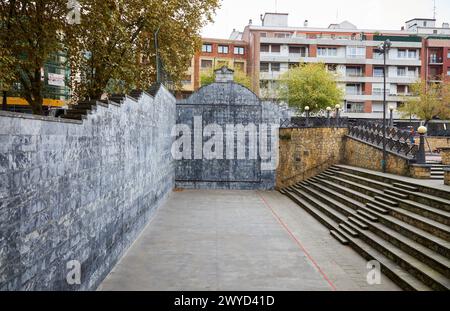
[280,165,450,291]
[430,163,446,180]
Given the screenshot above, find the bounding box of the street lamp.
[335,104,341,127]
[305,106,310,127]
[389,105,395,128]
[326,106,332,127]
[374,39,392,173]
[417,126,427,164]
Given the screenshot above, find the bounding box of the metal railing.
[280,116,349,128]
[348,120,418,159]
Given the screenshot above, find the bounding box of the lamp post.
[335,104,341,127]
[375,39,392,173]
[389,105,395,128]
[305,106,310,127]
[326,106,332,127]
[417,126,427,164]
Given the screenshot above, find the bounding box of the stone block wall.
[0,87,175,290]
[276,128,348,189]
[343,136,410,176]
[422,136,450,152]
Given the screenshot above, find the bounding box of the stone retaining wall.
[343,136,411,176]
[276,128,348,189]
[0,87,176,290]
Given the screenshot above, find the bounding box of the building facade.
[183,13,450,118]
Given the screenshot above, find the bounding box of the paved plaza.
[99,190,399,291]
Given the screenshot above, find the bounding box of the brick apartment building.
[183,13,450,118]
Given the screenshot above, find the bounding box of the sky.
[201,0,450,39]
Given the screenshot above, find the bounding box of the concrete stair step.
[366,203,390,215]
[334,165,450,202]
[357,209,379,222]
[347,221,450,290]
[329,169,391,191]
[375,196,399,207]
[392,183,419,192]
[283,188,338,232]
[384,189,409,200]
[348,216,369,230]
[295,183,357,217]
[308,180,367,211]
[354,211,450,279]
[396,189,450,213]
[326,175,383,198]
[313,177,373,204]
[339,222,359,237]
[356,203,450,259]
[330,229,349,245]
[338,229,431,291]
[399,200,450,226]
[289,187,347,224]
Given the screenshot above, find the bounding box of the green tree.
[399,79,450,123]
[277,63,343,112]
[0,53,16,111]
[67,0,219,100]
[0,0,68,114]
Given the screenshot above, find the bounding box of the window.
[218,45,229,54]
[408,50,417,58]
[271,63,280,72]
[397,67,406,77]
[260,80,269,89]
[260,33,267,38]
[260,62,269,72]
[318,47,338,57]
[448,51,450,59]
[346,66,363,77]
[447,68,450,76]
[373,67,384,77]
[408,67,417,77]
[372,85,384,95]
[289,63,299,69]
[275,33,291,38]
[289,46,306,56]
[201,59,213,69]
[260,44,270,52]
[234,46,245,55]
[346,46,365,59]
[234,62,244,72]
[346,102,365,113]
[346,84,362,95]
[271,45,281,53]
[202,44,212,53]
[398,49,417,59]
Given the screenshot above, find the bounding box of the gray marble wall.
[0,86,175,290]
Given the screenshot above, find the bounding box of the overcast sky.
[201,0,450,39]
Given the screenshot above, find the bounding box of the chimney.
[401,26,405,31]
[443,22,449,28]
[304,20,309,27]
[249,19,253,25]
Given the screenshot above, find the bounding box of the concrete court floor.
[99,190,400,291]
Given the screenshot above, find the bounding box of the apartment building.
[183,13,450,117]
[179,38,248,98]
[242,13,425,117]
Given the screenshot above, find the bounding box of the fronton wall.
[0,87,175,290]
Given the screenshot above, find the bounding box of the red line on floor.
[257,191,337,291]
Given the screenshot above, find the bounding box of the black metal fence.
[280,117,349,128]
[347,120,418,159]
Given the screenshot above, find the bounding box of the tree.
[277,63,343,112]
[399,79,450,123]
[0,0,68,115]
[0,53,15,111]
[200,68,253,91]
[67,0,219,101]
